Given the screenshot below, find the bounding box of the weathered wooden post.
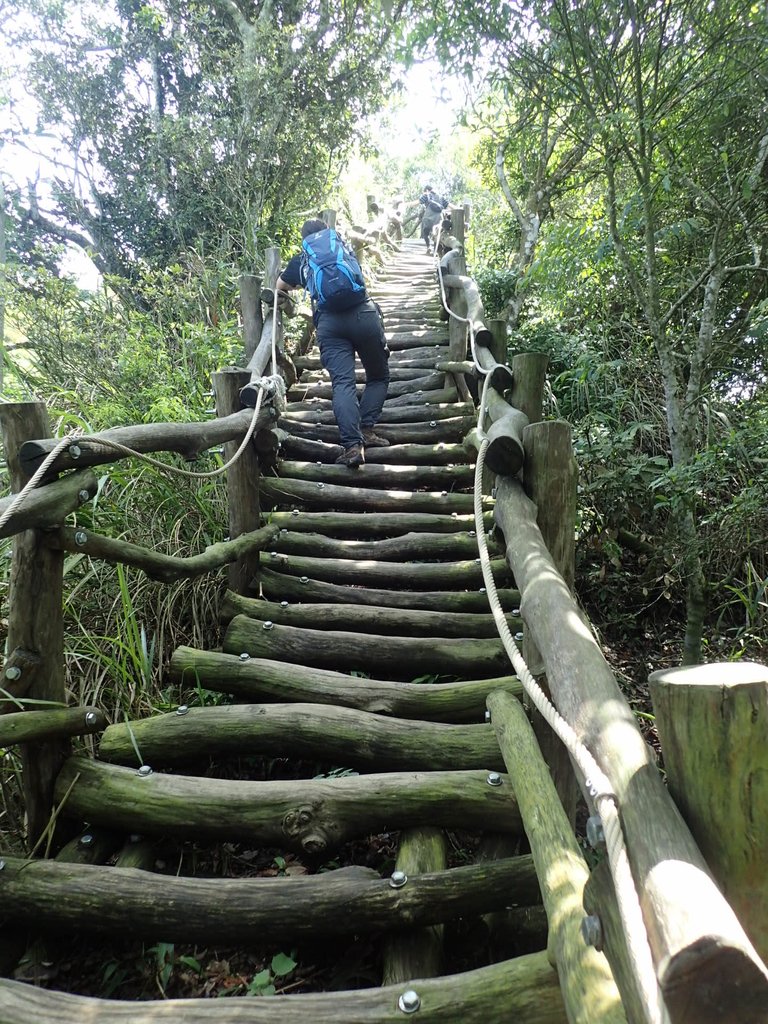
[239,273,263,362]
[522,418,579,825]
[649,661,768,965]
[0,402,66,849]
[446,207,468,363]
[382,827,447,985]
[211,370,261,596]
[488,319,509,368]
[511,352,549,424]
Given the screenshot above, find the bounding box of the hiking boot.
[335,444,365,468]
[362,428,390,448]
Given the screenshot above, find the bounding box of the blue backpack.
[300,228,366,311]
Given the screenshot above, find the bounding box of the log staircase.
[2,239,767,1023]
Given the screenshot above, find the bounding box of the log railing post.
[0,402,67,850]
[521,419,580,825]
[488,319,509,368]
[382,827,447,984]
[511,352,549,424]
[239,273,263,363]
[211,370,261,596]
[446,208,467,355]
[649,661,768,965]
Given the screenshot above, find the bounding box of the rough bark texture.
[0,953,567,1023]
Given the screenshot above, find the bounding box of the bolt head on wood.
[398,990,421,1014]
[389,870,408,889]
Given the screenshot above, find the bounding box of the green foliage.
[244,952,297,998]
[7,0,411,279]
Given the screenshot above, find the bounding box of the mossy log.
[294,342,444,370]
[0,470,98,540]
[649,662,768,965]
[260,477,480,514]
[54,827,122,865]
[262,530,494,563]
[388,346,450,364]
[487,690,626,1024]
[277,434,472,466]
[18,407,274,478]
[54,759,521,852]
[170,646,523,723]
[494,476,768,1022]
[282,402,471,425]
[263,509,485,536]
[254,552,510,590]
[276,415,476,446]
[0,707,106,748]
[286,385,456,409]
[258,565,518,611]
[0,951,567,1023]
[384,388,461,408]
[114,834,157,870]
[223,617,511,679]
[383,828,447,985]
[99,703,505,773]
[221,593,510,639]
[289,372,446,402]
[386,334,450,351]
[583,861,650,1024]
[297,365,430,383]
[0,855,539,945]
[44,523,280,583]
[275,461,474,491]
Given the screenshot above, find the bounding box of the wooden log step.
[275,434,471,466]
[295,364,430,381]
[221,593,513,638]
[282,402,471,425]
[287,379,449,407]
[0,950,567,1023]
[223,617,511,678]
[98,703,505,772]
[386,350,448,369]
[0,854,540,946]
[263,510,490,536]
[259,528,499,562]
[276,416,476,446]
[294,344,447,373]
[275,461,474,491]
[286,388,461,413]
[54,759,522,851]
[170,647,523,723]
[260,477,482,514]
[288,372,447,402]
[386,345,447,361]
[258,566,517,611]
[387,335,449,351]
[256,552,510,590]
[384,388,461,408]
[0,706,106,747]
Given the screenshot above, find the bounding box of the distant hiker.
[418,183,448,253]
[276,218,390,468]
